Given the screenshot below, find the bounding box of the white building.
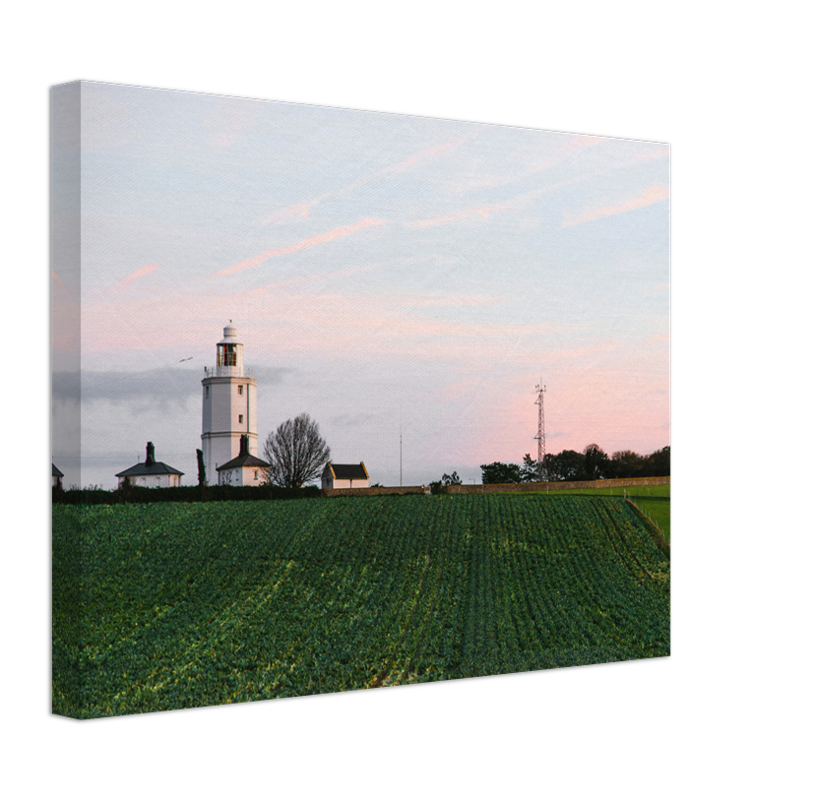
[321,462,370,489]
[52,463,63,488]
[202,324,258,485]
[116,442,183,488]
[216,434,270,486]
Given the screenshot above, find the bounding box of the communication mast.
[534,381,547,481]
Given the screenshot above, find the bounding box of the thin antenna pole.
[400,427,403,487]
[534,380,547,481]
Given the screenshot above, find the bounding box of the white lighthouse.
[201,324,258,484]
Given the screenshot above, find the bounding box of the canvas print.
[51,81,670,719]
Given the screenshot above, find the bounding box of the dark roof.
[52,463,64,477]
[326,462,368,480]
[217,453,269,471]
[217,434,269,471]
[117,442,183,478]
[116,461,184,478]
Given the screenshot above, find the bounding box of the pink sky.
[61,83,669,488]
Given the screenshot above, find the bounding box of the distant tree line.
[480,445,670,484]
[429,471,463,494]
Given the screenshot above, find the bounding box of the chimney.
[239,434,248,457]
[146,442,155,466]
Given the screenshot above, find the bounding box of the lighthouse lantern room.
[201,324,258,484]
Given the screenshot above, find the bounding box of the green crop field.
[504,484,670,540]
[52,494,670,718]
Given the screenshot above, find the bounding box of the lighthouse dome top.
[219,324,239,344]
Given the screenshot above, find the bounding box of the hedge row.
[52,484,322,506]
[52,475,670,505]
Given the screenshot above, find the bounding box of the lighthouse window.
[238,414,244,423]
[205,386,209,398]
[237,385,243,395]
[217,343,237,367]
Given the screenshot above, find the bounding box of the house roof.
[217,433,268,471]
[326,462,368,480]
[116,461,184,478]
[117,442,183,478]
[52,463,63,477]
[217,453,269,471]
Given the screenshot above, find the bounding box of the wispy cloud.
[383,139,465,176]
[539,342,623,362]
[216,218,386,277]
[409,203,509,229]
[438,378,477,402]
[262,139,464,225]
[59,367,290,407]
[631,145,670,165]
[396,294,504,308]
[51,268,71,297]
[441,153,671,233]
[108,263,160,292]
[563,184,669,228]
[239,263,384,296]
[642,333,669,345]
[452,135,607,195]
[264,202,311,225]
[263,291,565,357]
[203,98,259,149]
[443,143,669,217]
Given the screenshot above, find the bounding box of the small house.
[321,461,370,490]
[116,442,183,488]
[52,463,64,489]
[216,434,269,486]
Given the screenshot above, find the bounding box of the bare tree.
[262,413,330,488]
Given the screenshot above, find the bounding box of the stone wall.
[444,476,670,495]
[321,485,430,498]
[321,477,668,498]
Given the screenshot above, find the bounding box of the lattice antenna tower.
[534,381,547,481]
